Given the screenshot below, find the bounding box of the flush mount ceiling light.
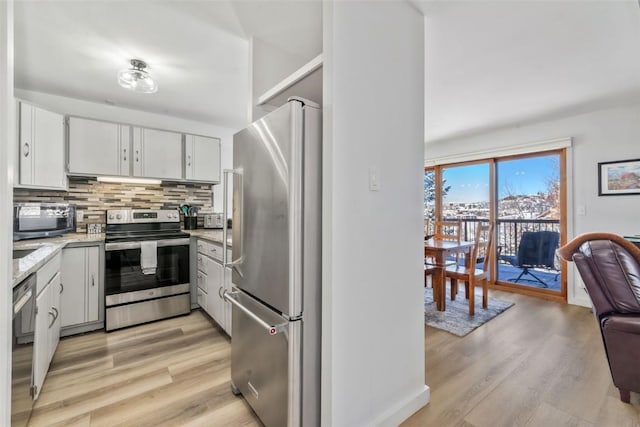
[117,59,158,94]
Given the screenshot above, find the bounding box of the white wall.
[14,89,237,213]
[250,37,320,121]
[323,2,429,426]
[425,103,640,306]
[0,1,14,423]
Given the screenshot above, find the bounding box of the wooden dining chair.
[445,223,494,316]
[424,219,462,286]
[424,218,431,239]
[435,219,461,242]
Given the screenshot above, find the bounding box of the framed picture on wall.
[598,158,640,196]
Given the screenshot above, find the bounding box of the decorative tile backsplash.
[14,177,215,232]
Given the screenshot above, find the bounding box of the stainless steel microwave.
[13,203,76,240]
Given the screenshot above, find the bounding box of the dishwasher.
[12,273,36,427]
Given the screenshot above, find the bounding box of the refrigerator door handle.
[223,168,243,276]
[222,289,287,336]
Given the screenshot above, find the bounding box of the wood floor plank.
[88,360,230,426]
[26,310,260,427]
[25,295,640,427]
[29,368,174,425]
[404,290,640,426]
[594,396,640,427]
[542,332,611,423]
[524,401,589,427]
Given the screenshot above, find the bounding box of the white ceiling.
[15,1,640,143]
[417,0,640,143]
[14,0,322,130]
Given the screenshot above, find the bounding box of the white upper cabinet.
[67,116,220,182]
[68,117,131,176]
[184,134,221,183]
[17,101,67,190]
[132,127,183,180]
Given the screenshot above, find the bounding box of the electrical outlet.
[77,210,84,222]
[576,205,586,216]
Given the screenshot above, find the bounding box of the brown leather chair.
[558,233,640,403]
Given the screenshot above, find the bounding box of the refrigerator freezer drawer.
[230,290,299,427]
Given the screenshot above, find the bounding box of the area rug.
[424,286,514,337]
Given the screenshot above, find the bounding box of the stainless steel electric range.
[104,209,191,331]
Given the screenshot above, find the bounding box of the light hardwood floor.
[28,293,640,427]
[404,290,640,427]
[28,310,261,427]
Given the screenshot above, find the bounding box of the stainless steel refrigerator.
[222,97,321,427]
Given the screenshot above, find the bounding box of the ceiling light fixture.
[117,59,158,94]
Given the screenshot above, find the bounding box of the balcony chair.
[499,230,560,287]
[558,232,640,403]
[424,219,461,287]
[445,223,494,316]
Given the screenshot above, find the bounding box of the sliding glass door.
[425,150,566,301]
[442,162,491,243]
[495,153,563,294]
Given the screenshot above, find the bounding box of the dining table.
[424,238,475,311]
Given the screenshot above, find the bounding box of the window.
[425,150,567,301]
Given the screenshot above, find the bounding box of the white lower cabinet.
[50,274,62,361]
[196,239,232,336]
[33,281,52,401]
[60,246,101,329]
[32,255,62,400]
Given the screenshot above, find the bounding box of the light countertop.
[186,229,233,247]
[12,233,106,287]
[12,230,232,288]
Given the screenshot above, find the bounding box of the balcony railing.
[447,217,560,257]
[438,217,561,289]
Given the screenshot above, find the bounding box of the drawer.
[37,251,61,295]
[197,287,208,311]
[197,270,207,292]
[196,252,207,273]
[197,239,223,262]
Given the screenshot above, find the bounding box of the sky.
[440,155,558,203]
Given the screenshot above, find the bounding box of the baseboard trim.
[369,385,430,427]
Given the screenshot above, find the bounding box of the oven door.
[105,238,190,298]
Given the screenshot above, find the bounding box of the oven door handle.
[105,238,191,251]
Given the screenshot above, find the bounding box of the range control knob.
[108,214,115,220]
[116,214,122,220]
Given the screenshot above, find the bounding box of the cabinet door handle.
[60,283,64,294]
[135,150,139,162]
[91,274,95,287]
[123,148,127,161]
[48,310,55,328]
[23,142,30,157]
[187,155,191,167]
[52,307,59,320]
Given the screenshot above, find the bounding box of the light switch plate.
[576,205,586,216]
[369,167,381,191]
[77,210,84,222]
